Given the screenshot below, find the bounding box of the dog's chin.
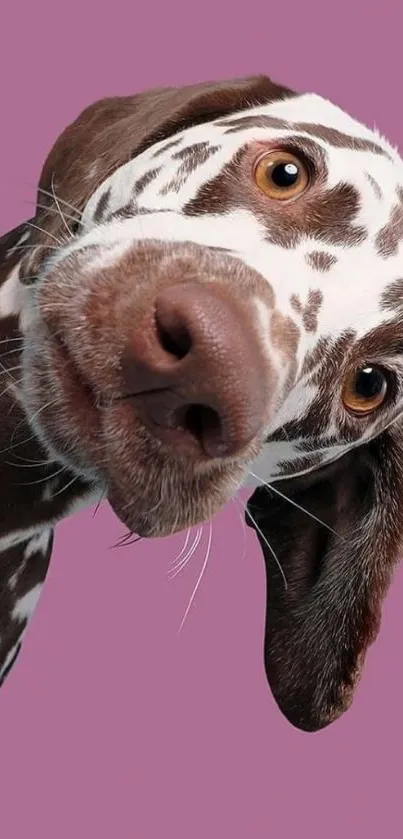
[96,401,246,537]
[106,467,240,539]
[22,336,247,538]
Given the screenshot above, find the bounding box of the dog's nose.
[122,283,271,458]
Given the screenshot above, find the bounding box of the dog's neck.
[0,222,90,543]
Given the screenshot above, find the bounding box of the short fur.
[1,75,403,731]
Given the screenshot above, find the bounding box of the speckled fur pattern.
[1,75,403,731]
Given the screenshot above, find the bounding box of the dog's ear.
[18,75,295,282]
[246,428,403,731]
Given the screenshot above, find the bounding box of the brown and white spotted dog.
[1,74,403,732]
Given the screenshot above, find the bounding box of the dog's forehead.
[83,91,402,216]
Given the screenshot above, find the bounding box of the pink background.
[1,1,403,836]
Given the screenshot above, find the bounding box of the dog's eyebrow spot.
[93,187,112,223]
[133,167,162,197]
[290,289,323,333]
[290,295,302,314]
[305,251,338,272]
[365,172,382,200]
[215,114,390,160]
[215,115,290,134]
[152,138,182,158]
[375,195,403,258]
[159,143,220,196]
[293,123,391,158]
[381,277,403,314]
[106,205,173,222]
[172,141,216,160]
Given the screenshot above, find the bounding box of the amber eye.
[342,365,388,416]
[254,150,310,200]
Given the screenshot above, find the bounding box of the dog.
[1,74,403,732]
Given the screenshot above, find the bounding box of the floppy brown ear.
[246,428,403,731]
[18,74,295,282]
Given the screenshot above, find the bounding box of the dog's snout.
[122,282,272,458]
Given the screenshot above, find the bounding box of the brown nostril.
[181,404,224,456]
[155,311,192,361]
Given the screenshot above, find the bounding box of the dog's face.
[11,76,403,730]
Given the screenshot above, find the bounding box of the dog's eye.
[253,150,309,200]
[342,365,388,416]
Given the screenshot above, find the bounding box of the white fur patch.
[12,583,43,623]
[0,262,37,332]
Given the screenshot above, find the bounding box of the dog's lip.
[118,385,174,401]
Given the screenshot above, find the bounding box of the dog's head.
[12,75,403,731]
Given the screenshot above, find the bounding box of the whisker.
[178,521,213,632]
[114,529,139,547]
[0,362,20,399]
[170,530,196,573]
[169,527,203,578]
[51,172,74,239]
[243,501,288,590]
[119,487,165,517]
[120,530,136,545]
[22,182,83,217]
[169,528,191,569]
[13,463,68,487]
[0,337,24,347]
[0,362,21,373]
[248,469,343,541]
[232,496,247,561]
[22,200,84,228]
[37,186,82,216]
[92,486,107,519]
[25,220,63,245]
[6,451,53,465]
[0,348,24,360]
[0,364,20,378]
[12,395,59,441]
[111,531,143,550]
[0,396,59,455]
[11,244,59,253]
[0,379,22,401]
[49,473,80,498]
[5,456,54,468]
